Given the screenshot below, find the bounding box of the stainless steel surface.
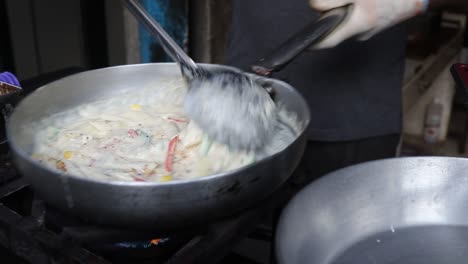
[277,157,468,264]
[7,63,310,229]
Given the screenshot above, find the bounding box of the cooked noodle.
[31,79,301,182]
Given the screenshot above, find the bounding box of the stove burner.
[114,238,170,248]
[0,173,277,263]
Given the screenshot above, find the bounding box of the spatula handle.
[251,5,350,76]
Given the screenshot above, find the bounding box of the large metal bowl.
[276,157,468,264]
[7,63,310,229]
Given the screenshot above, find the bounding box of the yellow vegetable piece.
[130,104,142,110]
[143,168,155,176]
[160,175,173,182]
[63,151,73,160]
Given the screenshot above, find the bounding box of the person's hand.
[309,0,429,48]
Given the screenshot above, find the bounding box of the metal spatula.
[124,0,275,151]
[124,0,349,151]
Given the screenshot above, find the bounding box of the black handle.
[451,63,468,105]
[250,5,350,76]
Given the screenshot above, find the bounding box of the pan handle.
[250,5,350,77]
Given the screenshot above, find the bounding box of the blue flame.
[115,238,170,248]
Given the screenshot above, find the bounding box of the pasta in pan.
[31,79,301,183]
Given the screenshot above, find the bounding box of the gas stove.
[0,69,282,264]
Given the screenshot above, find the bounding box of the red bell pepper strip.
[133,176,146,182]
[165,135,179,172]
[128,129,139,138]
[167,117,188,123]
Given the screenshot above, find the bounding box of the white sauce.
[30,79,301,183]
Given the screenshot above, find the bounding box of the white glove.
[309,0,429,48]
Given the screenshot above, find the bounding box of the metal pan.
[276,157,468,264]
[7,63,309,229]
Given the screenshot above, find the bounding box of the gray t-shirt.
[224,0,407,142]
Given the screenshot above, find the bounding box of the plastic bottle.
[423,98,443,144]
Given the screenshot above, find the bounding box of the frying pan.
[6,5,350,229]
[276,157,468,264]
[7,63,309,229]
